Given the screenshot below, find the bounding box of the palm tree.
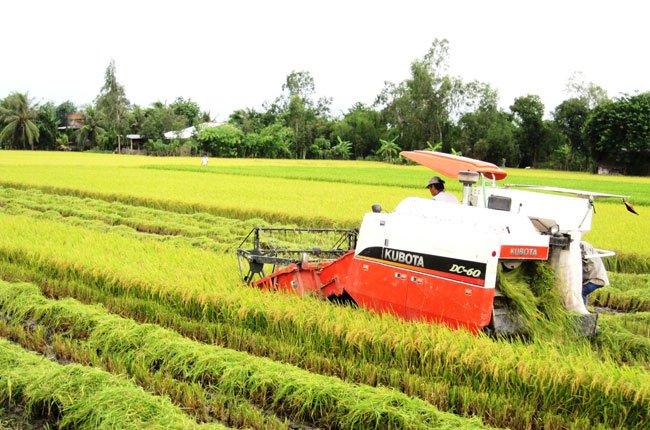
[76,106,105,150]
[37,103,60,150]
[0,92,40,150]
[377,137,401,163]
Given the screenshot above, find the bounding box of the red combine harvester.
[237,151,632,335]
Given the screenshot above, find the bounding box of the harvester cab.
[237,151,631,336]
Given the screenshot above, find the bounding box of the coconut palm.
[0,92,40,150]
[37,103,60,150]
[76,106,106,150]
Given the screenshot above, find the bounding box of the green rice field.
[0,151,648,429]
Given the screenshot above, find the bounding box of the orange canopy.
[400,150,508,180]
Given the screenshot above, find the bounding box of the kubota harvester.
[237,151,632,335]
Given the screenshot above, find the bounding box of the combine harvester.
[238,151,633,335]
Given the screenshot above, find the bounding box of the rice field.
[0,151,648,429]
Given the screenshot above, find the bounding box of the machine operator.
[580,241,610,304]
[426,176,459,204]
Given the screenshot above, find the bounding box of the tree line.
[1,39,648,174]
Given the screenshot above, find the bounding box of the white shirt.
[433,191,459,204]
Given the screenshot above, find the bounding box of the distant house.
[124,134,145,154]
[163,122,222,140]
[597,162,626,176]
[57,113,83,131]
[67,114,83,128]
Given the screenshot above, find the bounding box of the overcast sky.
[2,0,648,120]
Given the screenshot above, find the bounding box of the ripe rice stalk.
[0,338,227,429]
[0,252,644,430]
[605,252,650,274]
[496,262,579,339]
[0,281,494,430]
[5,255,648,430]
[1,216,649,428]
[3,156,649,252]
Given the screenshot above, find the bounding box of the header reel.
[237,227,358,284]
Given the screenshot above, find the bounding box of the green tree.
[55,100,77,127]
[376,137,401,163]
[283,70,315,99]
[36,102,60,150]
[332,103,385,159]
[95,59,130,152]
[0,92,40,150]
[253,123,293,158]
[76,106,106,150]
[510,95,546,167]
[137,102,186,141]
[230,108,268,134]
[171,97,201,127]
[308,136,330,159]
[56,133,70,150]
[196,123,244,157]
[584,92,650,175]
[278,70,332,159]
[377,39,486,152]
[282,70,315,159]
[565,72,609,109]
[458,105,518,165]
[552,98,591,170]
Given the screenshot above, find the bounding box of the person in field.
[425,176,459,204]
[201,154,208,166]
[580,241,610,304]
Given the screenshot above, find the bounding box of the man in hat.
[426,176,459,204]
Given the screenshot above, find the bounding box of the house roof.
[163,122,222,139]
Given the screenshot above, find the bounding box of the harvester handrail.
[583,248,616,259]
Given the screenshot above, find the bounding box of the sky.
[2,0,648,121]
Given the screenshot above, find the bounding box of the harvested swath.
[594,313,650,368]
[0,185,269,253]
[1,220,649,429]
[0,262,540,429]
[599,312,650,337]
[0,322,289,430]
[0,338,226,430]
[0,281,495,430]
[591,273,650,312]
[604,252,650,274]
